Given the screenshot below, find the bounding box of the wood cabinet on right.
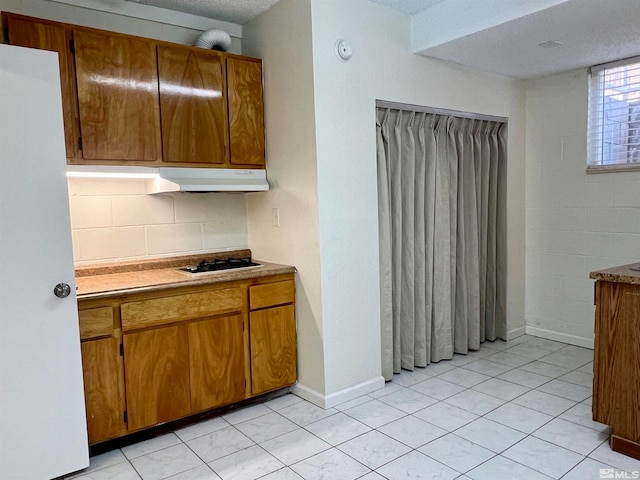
[593,279,640,460]
[227,56,266,168]
[249,280,297,395]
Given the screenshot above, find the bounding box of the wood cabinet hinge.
[69,38,75,54]
[123,410,128,423]
[120,343,124,356]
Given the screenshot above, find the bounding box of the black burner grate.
[180,257,261,273]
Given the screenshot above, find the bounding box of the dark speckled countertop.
[590,262,640,285]
[75,250,296,300]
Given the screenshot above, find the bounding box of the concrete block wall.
[68,177,248,264]
[525,69,640,348]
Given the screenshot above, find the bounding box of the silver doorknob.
[53,283,71,298]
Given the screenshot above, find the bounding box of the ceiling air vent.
[538,40,563,49]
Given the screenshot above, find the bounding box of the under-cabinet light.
[66,166,160,179]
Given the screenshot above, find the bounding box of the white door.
[0,44,89,479]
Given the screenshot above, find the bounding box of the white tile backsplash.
[68,178,249,264]
[112,195,175,226]
[69,196,113,229]
[202,220,248,250]
[77,227,147,261]
[146,223,204,255]
[174,193,246,223]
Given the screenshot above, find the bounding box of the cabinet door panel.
[123,325,191,431]
[250,281,295,310]
[79,307,114,340]
[121,288,243,331]
[81,337,124,444]
[189,314,245,412]
[593,281,640,440]
[250,305,296,394]
[5,15,78,159]
[74,30,161,162]
[158,46,228,165]
[227,58,265,167]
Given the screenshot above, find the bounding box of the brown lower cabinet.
[78,273,296,445]
[123,325,191,431]
[80,336,125,444]
[189,315,246,413]
[592,279,640,460]
[250,305,297,395]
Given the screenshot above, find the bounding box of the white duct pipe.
[195,29,231,51]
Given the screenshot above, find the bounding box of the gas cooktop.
[179,257,262,274]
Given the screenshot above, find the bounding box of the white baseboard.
[525,326,594,349]
[291,376,385,409]
[323,376,386,409]
[507,325,526,341]
[290,383,325,408]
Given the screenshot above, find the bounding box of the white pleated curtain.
[377,107,507,381]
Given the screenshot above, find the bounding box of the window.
[587,56,640,170]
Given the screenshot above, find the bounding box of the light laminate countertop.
[75,250,295,300]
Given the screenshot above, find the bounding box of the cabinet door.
[189,314,245,412]
[250,305,297,394]
[593,281,640,440]
[227,57,265,167]
[74,30,161,162]
[81,337,125,444]
[158,46,228,165]
[123,325,191,431]
[4,15,78,159]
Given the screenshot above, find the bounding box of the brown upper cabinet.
[74,29,162,163]
[4,15,79,159]
[227,56,266,167]
[2,12,266,169]
[158,45,229,165]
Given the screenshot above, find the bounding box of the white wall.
[246,0,527,407]
[525,69,640,348]
[243,0,326,398]
[310,0,526,400]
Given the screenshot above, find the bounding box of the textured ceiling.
[125,0,281,24]
[413,0,640,78]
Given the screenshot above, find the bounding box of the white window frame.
[587,55,640,173]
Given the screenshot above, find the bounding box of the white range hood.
[147,168,269,193]
[67,166,269,193]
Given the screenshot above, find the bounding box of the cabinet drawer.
[79,307,114,340]
[250,281,294,310]
[121,288,243,331]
